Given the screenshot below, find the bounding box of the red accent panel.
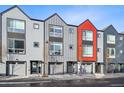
[77,20,97,62]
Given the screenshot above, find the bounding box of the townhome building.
[0,6,44,76]
[0,5,124,76]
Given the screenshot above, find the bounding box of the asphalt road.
[1,77,124,87]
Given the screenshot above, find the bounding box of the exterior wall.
[103,25,119,63]
[77,20,97,62]
[103,25,119,73]
[116,34,124,63]
[97,31,104,63]
[45,14,77,74]
[1,7,44,76]
[0,14,2,61]
[65,25,77,62]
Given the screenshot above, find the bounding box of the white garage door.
[49,63,63,75]
[9,62,26,76]
[82,64,92,74]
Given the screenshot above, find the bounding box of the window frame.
[69,28,74,34]
[107,48,115,58]
[49,25,63,38]
[8,38,25,54]
[7,18,25,33]
[82,30,93,41]
[49,42,63,56]
[107,35,115,44]
[33,23,39,29]
[82,45,93,57]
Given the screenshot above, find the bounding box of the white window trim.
[83,45,93,57]
[82,30,93,41]
[8,38,25,54]
[107,35,115,44]
[7,19,25,33]
[49,25,63,38]
[49,42,63,56]
[107,48,115,58]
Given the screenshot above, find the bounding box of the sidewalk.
[0,73,124,81]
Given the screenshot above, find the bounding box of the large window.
[49,42,63,55]
[83,45,93,57]
[107,35,115,44]
[7,19,25,33]
[82,30,93,41]
[8,38,25,54]
[107,48,115,58]
[49,25,63,38]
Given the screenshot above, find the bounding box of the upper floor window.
[69,28,74,34]
[8,38,25,54]
[82,30,93,41]
[106,48,115,58]
[83,45,93,57]
[49,42,63,56]
[49,25,63,38]
[33,23,39,29]
[107,35,115,44]
[7,19,25,33]
[97,33,101,38]
[120,36,123,40]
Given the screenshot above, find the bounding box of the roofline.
[1,5,31,19]
[30,18,44,22]
[67,24,78,27]
[44,13,67,24]
[97,30,104,32]
[78,19,98,30]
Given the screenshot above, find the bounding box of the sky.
[0,5,124,32]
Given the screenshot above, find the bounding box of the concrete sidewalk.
[0,73,124,81]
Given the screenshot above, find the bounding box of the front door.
[31,61,42,74]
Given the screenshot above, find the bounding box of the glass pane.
[15,40,24,49]
[8,39,14,48]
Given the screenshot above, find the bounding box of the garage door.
[6,62,26,76]
[82,64,92,74]
[49,63,64,75]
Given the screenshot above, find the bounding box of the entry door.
[31,61,42,74]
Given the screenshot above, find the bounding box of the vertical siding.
[0,14,2,61]
[97,31,103,63]
[45,15,77,73]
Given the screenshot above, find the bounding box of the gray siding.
[116,34,124,63]
[44,14,77,73]
[104,25,119,63]
[0,14,2,61]
[97,31,104,63]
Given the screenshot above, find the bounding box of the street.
[0,77,124,87]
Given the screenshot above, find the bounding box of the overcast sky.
[0,5,124,32]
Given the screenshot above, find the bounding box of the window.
[120,37,123,40]
[120,50,123,54]
[69,44,73,50]
[83,45,93,57]
[107,35,115,44]
[107,48,115,58]
[33,23,39,29]
[49,42,63,55]
[33,42,39,47]
[97,33,101,38]
[7,19,25,33]
[49,25,63,38]
[8,39,25,54]
[69,28,74,33]
[82,30,93,41]
[97,48,101,52]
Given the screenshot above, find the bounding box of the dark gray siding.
[104,25,119,63]
[116,34,124,63]
[0,14,2,61]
